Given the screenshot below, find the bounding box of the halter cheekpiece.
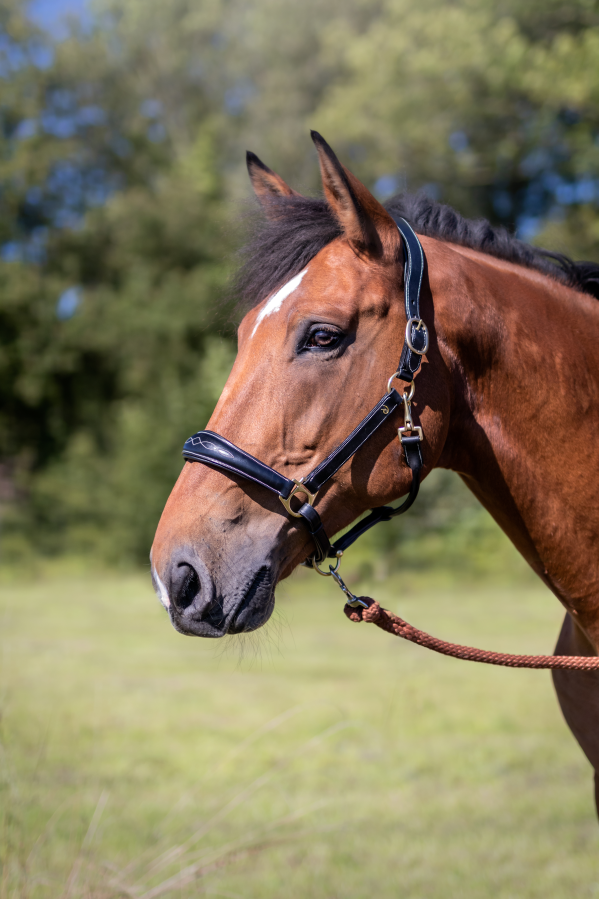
[182,217,428,577]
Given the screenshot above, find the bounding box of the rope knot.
[362,601,382,623]
[343,597,379,623]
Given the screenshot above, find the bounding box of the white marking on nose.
[251,267,308,336]
[153,568,170,609]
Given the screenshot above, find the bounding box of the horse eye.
[306,329,341,349]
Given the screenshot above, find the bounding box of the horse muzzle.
[152,547,276,638]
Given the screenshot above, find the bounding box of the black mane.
[234,193,599,309]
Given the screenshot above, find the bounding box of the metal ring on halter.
[404,380,416,402]
[405,318,429,355]
[387,373,416,399]
[312,551,342,577]
[387,370,416,398]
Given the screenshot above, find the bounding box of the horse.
[151,131,599,816]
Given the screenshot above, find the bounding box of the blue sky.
[28,0,89,35]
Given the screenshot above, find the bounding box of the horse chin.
[227,566,275,634]
[167,564,276,639]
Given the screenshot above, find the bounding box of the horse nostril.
[166,553,218,632]
[172,563,200,611]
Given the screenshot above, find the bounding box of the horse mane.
[234,192,599,310]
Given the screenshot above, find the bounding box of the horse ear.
[310,131,399,260]
[246,151,301,216]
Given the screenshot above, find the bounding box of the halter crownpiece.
[182,217,427,574]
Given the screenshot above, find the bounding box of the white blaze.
[251,268,308,337]
[153,568,170,609]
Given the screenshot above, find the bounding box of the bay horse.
[152,131,599,815]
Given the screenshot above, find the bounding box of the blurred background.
[1,1,599,896]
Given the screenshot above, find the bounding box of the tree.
[0,2,235,561]
[311,0,599,246]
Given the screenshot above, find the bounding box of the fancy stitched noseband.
[181,217,428,576]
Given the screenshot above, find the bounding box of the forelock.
[232,191,599,311]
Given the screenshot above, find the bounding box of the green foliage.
[1,0,599,564]
[535,205,599,261]
[1,135,235,562]
[313,0,599,223]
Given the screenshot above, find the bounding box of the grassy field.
[0,563,598,897]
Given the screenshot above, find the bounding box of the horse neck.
[433,242,599,623]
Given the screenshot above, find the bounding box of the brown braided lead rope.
[343,597,599,670]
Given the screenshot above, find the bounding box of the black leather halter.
[182,217,428,573]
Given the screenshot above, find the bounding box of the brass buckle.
[405,318,429,355]
[278,478,317,518]
[399,425,423,441]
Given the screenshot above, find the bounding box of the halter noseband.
[181,217,428,575]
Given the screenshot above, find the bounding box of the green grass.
[0,564,597,897]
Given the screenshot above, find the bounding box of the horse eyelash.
[302,327,344,351]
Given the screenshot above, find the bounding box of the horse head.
[151,133,451,637]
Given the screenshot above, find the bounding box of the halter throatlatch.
[182,217,428,576]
